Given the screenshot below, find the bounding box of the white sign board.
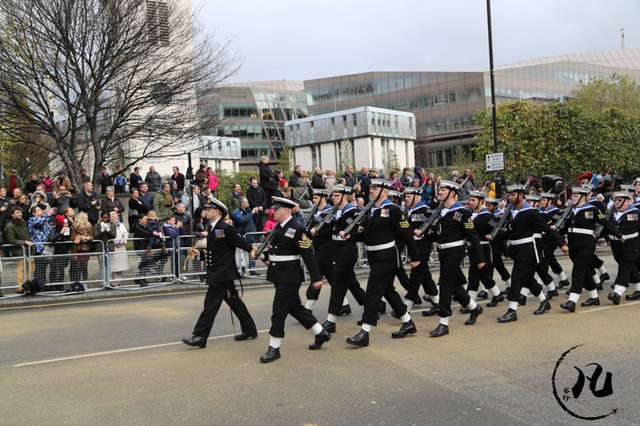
[485,152,504,172]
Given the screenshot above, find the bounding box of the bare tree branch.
[0,0,237,190]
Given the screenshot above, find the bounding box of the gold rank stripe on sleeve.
[299,239,312,248]
[399,219,410,228]
[464,220,474,229]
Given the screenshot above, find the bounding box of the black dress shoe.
[429,323,449,337]
[391,320,417,338]
[259,346,281,363]
[346,329,369,347]
[581,297,600,307]
[309,330,331,350]
[465,305,483,325]
[625,290,640,301]
[459,306,470,314]
[560,300,576,312]
[558,279,570,289]
[486,292,505,307]
[377,301,387,314]
[518,294,527,306]
[497,309,518,323]
[423,295,434,304]
[234,332,258,341]
[338,304,352,316]
[422,304,440,316]
[322,320,336,333]
[182,335,207,348]
[608,292,621,305]
[600,272,610,283]
[533,299,551,315]
[477,290,489,300]
[547,289,559,300]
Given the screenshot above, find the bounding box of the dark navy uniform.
[427,201,483,319]
[607,200,640,302]
[326,202,366,317]
[467,207,499,297]
[486,204,511,283]
[539,203,566,285]
[560,201,618,299]
[355,198,419,327]
[496,194,564,321]
[589,196,610,283]
[192,219,257,341]
[305,204,335,304]
[264,216,322,338]
[404,200,438,304]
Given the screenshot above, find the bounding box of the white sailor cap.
[312,189,330,197]
[506,184,526,193]
[440,180,460,192]
[525,194,541,202]
[469,190,486,199]
[330,184,353,195]
[485,197,499,204]
[370,179,394,189]
[540,192,557,199]
[571,186,590,195]
[613,191,631,200]
[388,190,402,199]
[203,198,228,214]
[271,196,297,209]
[403,187,423,196]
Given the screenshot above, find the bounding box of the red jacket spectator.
[263,209,276,232]
[8,173,17,195]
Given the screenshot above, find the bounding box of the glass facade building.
[197,80,308,168]
[304,48,640,169]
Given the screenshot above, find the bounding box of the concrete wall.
[293,146,313,171]
[320,143,337,172]
[353,137,372,170]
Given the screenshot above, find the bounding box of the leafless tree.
[0,0,238,190]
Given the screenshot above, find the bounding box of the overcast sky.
[193,0,640,83]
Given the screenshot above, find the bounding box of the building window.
[146,1,169,46]
[352,114,357,127]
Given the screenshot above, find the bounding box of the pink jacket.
[263,209,276,232]
[207,172,218,191]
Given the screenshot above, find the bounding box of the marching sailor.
[257,197,331,363]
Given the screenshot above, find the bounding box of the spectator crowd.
[0,159,486,295]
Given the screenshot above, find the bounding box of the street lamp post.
[486,0,502,198]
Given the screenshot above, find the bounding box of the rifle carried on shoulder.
[553,201,573,229]
[593,205,616,239]
[417,203,444,234]
[302,206,318,230]
[489,180,532,239]
[254,229,276,258]
[314,205,338,233]
[343,199,375,235]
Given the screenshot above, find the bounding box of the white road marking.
[13,329,270,368]
[577,300,640,314]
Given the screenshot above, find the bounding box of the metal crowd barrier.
[0,245,28,298]
[0,230,617,298]
[241,231,268,279]
[105,237,175,290]
[28,241,106,296]
[175,235,207,285]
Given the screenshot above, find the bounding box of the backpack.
[65,281,86,293]
[21,279,45,295]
